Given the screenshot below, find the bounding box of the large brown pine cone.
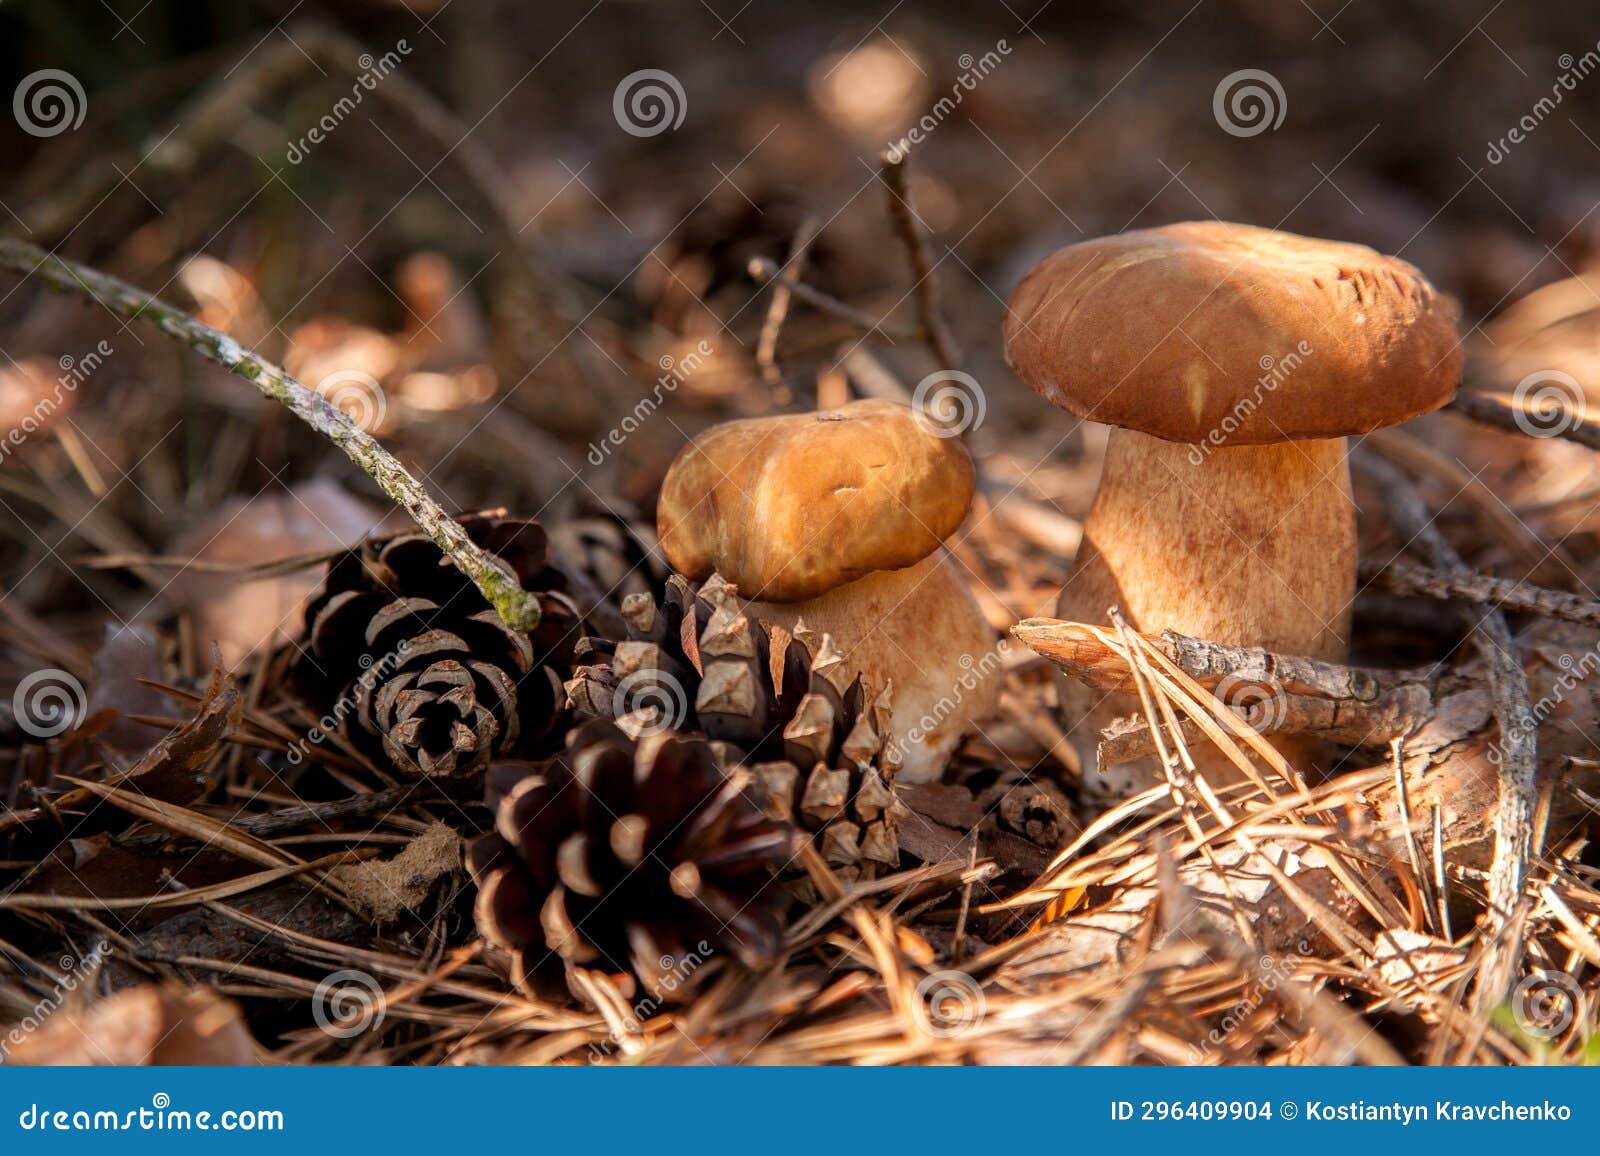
[291,512,587,777]
[567,573,903,884]
[468,719,792,999]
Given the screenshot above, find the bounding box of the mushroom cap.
[658,400,975,602]
[1003,221,1463,444]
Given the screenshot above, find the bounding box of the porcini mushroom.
[658,399,996,781]
[1003,221,1462,799]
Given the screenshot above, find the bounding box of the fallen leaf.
[7,984,255,1065]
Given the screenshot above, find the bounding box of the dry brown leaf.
[165,478,391,665]
[7,984,255,1066]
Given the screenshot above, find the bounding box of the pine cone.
[547,507,666,606]
[292,512,586,777]
[468,719,792,999]
[567,574,904,884]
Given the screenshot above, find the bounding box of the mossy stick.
[0,237,540,632]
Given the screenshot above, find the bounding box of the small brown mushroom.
[658,399,996,781]
[1003,221,1462,800]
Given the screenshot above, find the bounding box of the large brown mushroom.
[658,399,996,781]
[1003,221,1462,801]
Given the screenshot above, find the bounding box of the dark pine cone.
[292,512,587,777]
[468,719,792,999]
[567,573,903,886]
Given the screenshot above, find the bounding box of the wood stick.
[747,257,916,339]
[0,238,541,632]
[755,215,819,387]
[878,149,961,371]
[1449,388,1600,453]
[1361,557,1600,629]
[1011,618,1443,762]
[1353,449,1537,1012]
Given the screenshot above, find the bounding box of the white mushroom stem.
[1056,428,1356,796]
[745,549,998,784]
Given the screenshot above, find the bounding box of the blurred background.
[2,0,1600,660]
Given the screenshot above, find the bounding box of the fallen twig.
[879,148,961,371]
[755,215,820,387]
[1361,557,1600,629]
[747,257,916,340]
[0,238,541,631]
[1448,388,1600,453]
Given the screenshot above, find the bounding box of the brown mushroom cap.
[658,399,975,602]
[1003,221,1463,444]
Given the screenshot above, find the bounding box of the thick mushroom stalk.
[658,400,996,782]
[1056,429,1355,795]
